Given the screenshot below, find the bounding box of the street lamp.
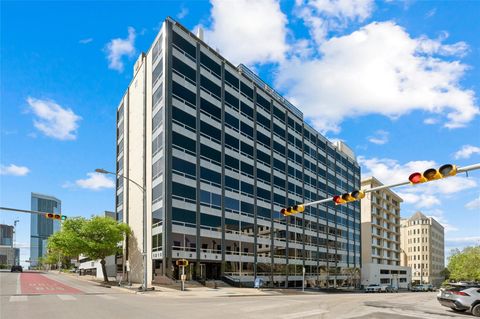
[95,168,148,291]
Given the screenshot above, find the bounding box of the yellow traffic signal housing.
[409,164,457,184]
[45,213,63,220]
[333,190,365,205]
[176,259,189,267]
[280,204,305,216]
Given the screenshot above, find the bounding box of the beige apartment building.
[400,212,445,287]
[360,177,411,288]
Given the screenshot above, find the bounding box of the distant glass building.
[115,17,361,287]
[0,224,20,266]
[30,193,61,266]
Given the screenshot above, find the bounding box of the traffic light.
[45,213,66,221]
[176,259,189,267]
[280,204,305,216]
[333,190,365,205]
[409,164,457,185]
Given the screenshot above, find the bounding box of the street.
[1,270,473,319]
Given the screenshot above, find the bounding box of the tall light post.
[95,168,148,291]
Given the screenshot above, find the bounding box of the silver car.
[437,285,480,316]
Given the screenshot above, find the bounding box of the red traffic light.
[409,172,426,184]
[45,213,62,220]
[409,164,457,185]
[333,195,345,205]
[281,205,305,216]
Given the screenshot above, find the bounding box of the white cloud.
[359,156,478,209]
[79,38,93,44]
[295,0,374,45]
[177,6,189,19]
[75,172,114,191]
[26,97,81,141]
[275,21,478,134]
[446,236,480,245]
[454,145,480,159]
[465,196,480,210]
[105,27,136,72]
[425,8,436,18]
[0,164,30,176]
[421,208,458,233]
[367,130,389,145]
[423,117,438,125]
[201,0,289,66]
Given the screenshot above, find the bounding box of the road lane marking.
[98,295,116,300]
[10,296,28,302]
[57,295,77,301]
[281,309,329,319]
[16,273,21,294]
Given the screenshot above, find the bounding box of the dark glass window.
[172,182,196,201]
[172,132,196,153]
[200,214,221,228]
[257,150,270,164]
[172,106,196,130]
[200,98,221,120]
[200,144,221,163]
[273,141,285,154]
[200,52,221,77]
[257,131,270,147]
[172,81,196,106]
[240,102,254,118]
[240,122,253,138]
[241,142,253,157]
[172,56,196,83]
[225,197,240,211]
[172,31,196,59]
[273,158,285,171]
[152,109,163,132]
[225,154,239,170]
[241,201,254,214]
[225,134,239,150]
[257,112,270,128]
[273,106,285,121]
[173,157,196,177]
[256,168,270,183]
[273,123,285,137]
[240,82,253,100]
[152,132,163,156]
[241,182,253,195]
[201,75,221,99]
[225,112,239,129]
[256,94,270,113]
[257,206,271,218]
[201,167,221,185]
[200,121,221,141]
[152,183,163,202]
[225,91,239,109]
[241,162,254,176]
[225,70,239,88]
[257,187,271,201]
[274,193,285,205]
[225,175,239,190]
[172,207,196,224]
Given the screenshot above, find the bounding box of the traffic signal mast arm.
[0,206,67,220]
[283,162,480,213]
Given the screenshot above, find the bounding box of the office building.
[400,211,445,286]
[0,224,20,266]
[30,193,61,267]
[115,17,361,287]
[359,177,410,288]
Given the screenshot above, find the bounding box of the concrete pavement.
[1,270,471,319]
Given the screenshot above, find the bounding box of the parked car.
[365,284,388,293]
[412,284,434,292]
[10,265,23,272]
[437,284,480,316]
[386,285,399,293]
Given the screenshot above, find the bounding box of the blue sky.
[1,1,479,267]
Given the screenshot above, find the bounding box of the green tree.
[48,216,130,282]
[447,246,480,282]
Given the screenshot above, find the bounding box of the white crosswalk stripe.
[57,295,77,301]
[9,296,28,302]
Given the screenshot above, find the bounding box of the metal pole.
[142,189,147,291]
[302,267,305,292]
[181,265,185,291]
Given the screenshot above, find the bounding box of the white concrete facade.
[361,263,411,288]
[360,177,410,288]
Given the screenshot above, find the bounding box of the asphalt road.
[0,271,472,319]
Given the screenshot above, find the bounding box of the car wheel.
[472,304,480,317]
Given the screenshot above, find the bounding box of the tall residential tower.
[115,18,361,287]
[30,193,61,267]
